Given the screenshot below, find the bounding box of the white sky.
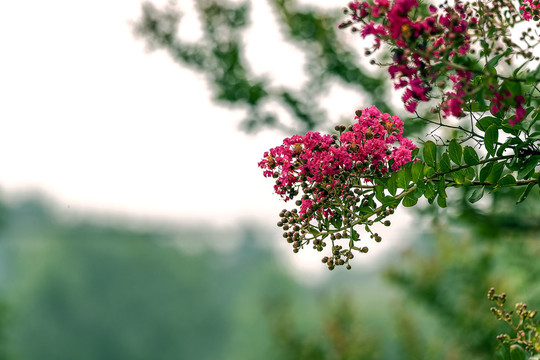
[0,0,416,276]
[0,0,364,224]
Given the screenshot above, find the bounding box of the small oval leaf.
[439,152,451,172]
[448,139,462,165]
[468,186,485,203]
[463,146,480,165]
[423,141,437,167]
[485,125,499,156]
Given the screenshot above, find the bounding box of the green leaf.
[448,139,462,165]
[451,169,465,184]
[472,89,489,112]
[414,181,426,197]
[439,152,451,172]
[402,192,418,207]
[423,141,437,168]
[495,347,510,360]
[517,155,540,180]
[513,59,531,78]
[497,174,517,187]
[436,194,447,208]
[476,116,500,132]
[509,344,526,360]
[437,177,447,198]
[330,217,342,229]
[308,228,320,236]
[411,161,424,184]
[497,137,523,157]
[486,48,511,69]
[382,196,399,207]
[484,125,498,156]
[501,79,522,98]
[468,186,485,203]
[479,163,494,183]
[516,183,535,204]
[486,162,505,184]
[425,181,435,199]
[387,173,397,196]
[424,166,436,178]
[375,184,385,202]
[464,167,476,180]
[396,169,408,189]
[463,146,480,165]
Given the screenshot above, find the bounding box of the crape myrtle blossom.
[520,0,540,21]
[258,106,416,219]
[342,0,477,118]
[342,0,530,126]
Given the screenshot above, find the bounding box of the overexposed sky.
[0,0,367,226]
[0,0,418,277]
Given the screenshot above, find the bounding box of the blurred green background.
[0,0,539,359]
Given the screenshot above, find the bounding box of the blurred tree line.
[0,192,537,359]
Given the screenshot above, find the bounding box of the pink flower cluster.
[520,0,539,20]
[343,0,477,117]
[259,106,416,218]
[491,91,527,126]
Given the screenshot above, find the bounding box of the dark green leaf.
[497,174,517,187]
[486,162,505,184]
[448,139,462,165]
[484,125,498,156]
[476,116,500,132]
[486,49,511,69]
[424,166,436,178]
[437,177,447,198]
[509,344,526,360]
[468,186,485,203]
[425,181,435,199]
[463,167,476,180]
[516,183,536,204]
[436,194,447,208]
[331,217,342,229]
[382,196,399,207]
[396,169,408,189]
[517,155,540,180]
[414,181,426,197]
[439,152,451,172]
[387,173,397,196]
[411,161,424,184]
[495,347,510,360]
[480,163,494,183]
[423,141,437,167]
[375,184,385,202]
[402,192,418,207]
[451,169,465,184]
[463,146,480,165]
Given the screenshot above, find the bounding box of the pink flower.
[260,107,417,221]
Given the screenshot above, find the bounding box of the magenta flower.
[259,106,417,219]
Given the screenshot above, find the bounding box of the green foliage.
[134,0,397,133]
[488,289,540,357]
